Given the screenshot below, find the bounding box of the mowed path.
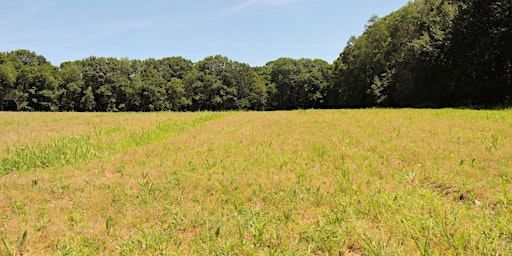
[1,110,511,255]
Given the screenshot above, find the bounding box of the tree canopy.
[332,0,511,108]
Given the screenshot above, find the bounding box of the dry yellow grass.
[0,109,511,255]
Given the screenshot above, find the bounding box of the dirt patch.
[429,182,475,204]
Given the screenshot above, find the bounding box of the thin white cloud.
[0,0,57,26]
[54,20,155,49]
[224,0,306,14]
[24,0,58,15]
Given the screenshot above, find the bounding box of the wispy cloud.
[24,0,58,15]
[224,0,306,14]
[0,0,57,26]
[54,20,155,49]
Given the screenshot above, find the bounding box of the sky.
[0,0,411,66]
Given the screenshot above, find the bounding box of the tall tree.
[166,77,189,111]
[59,61,84,111]
[445,0,512,106]
[184,55,268,111]
[267,58,331,110]
[78,57,134,111]
[184,66,224,111]
[0,53,17,110]
[158,57,194,81]
[139,67,168,111]
[4,50,62,111]
[331,0,458,107]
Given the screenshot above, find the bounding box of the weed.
[106,216,114,236]
[1,230,28,256]
[490,134,499,149]
[137,172,155,195]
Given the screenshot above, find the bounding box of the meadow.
[0,109,511,255]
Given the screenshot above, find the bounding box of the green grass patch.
[0,135,103,176]
[0,112,227,176]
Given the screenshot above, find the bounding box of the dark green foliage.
[0,54,17,110]
[59,62,84,111]
[444,0,512,106]
[331,0,511,108]
[183,55,268,111]
[266,58,332,110]
[332,0,456,107]
[1,50,62,111]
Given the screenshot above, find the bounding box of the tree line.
[0,52,332,111]
[1,0,510,112]
[330,0,511,108]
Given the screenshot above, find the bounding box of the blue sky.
[1,0,410,66]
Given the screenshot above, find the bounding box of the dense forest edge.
[1,0,510,112]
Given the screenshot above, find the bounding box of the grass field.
[0,109,511,255]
